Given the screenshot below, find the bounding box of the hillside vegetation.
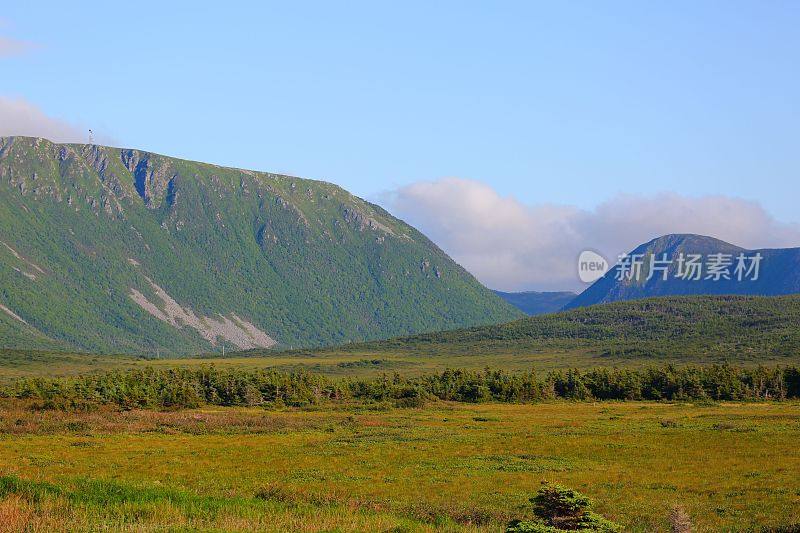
[2,295,797,381]
[301,295,800,364]
[0,136,520,354]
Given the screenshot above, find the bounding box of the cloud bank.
[0,97,87,143]
[383,178,800,292]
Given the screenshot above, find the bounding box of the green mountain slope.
[309,295,800,363]
[0,136,522,354]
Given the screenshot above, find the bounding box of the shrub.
[393,385,426,408]
[507,484,621,532]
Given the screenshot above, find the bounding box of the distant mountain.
[0,136,522,354]
[494,290,576,315]
[566,234,800,309]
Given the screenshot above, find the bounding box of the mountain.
[566,234,800,309]
[311,295,800,364]
[493,290,576,315]
[0,136,522,354]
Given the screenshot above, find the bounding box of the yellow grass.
[1,401,799,531]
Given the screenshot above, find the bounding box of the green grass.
[0,349,602,381]
[0,473,431,532]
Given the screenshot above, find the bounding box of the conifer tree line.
[3,364,799,410]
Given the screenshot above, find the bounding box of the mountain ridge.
[566,233,800,309]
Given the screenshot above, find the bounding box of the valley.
[1,139,798,533]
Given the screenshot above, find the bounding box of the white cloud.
[0,35,36,57]
[382,178,800,292]
[0,97,87,143]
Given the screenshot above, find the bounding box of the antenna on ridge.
[88,129,94,144]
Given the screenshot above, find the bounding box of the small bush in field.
[506,484,621,532]
[393,385,426,408]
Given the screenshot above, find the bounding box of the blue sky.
[2,1,799,290]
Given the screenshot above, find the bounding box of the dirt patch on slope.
[128,278,276,349]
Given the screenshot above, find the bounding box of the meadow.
[1,295,799,531]
[0,400,798,532]
[0,347,750,383]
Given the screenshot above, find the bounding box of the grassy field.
[1,400,798,532]
[0,347,673,382]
